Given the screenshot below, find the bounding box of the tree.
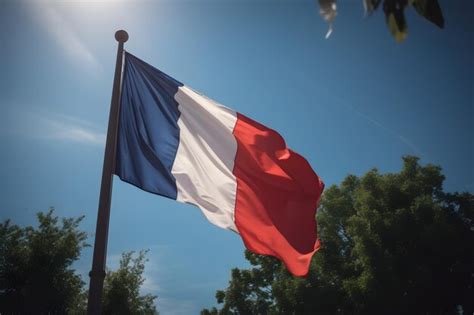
[0,209,160,314]
[102,250,158,315]
[0,208,88,314]
[317,0,445,42]
[203,156,474,314]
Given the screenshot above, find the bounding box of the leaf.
[383,0,409,42]
[387,14,408,42]
[318,0,337,38]
[412,0,445,28]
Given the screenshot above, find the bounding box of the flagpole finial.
[115,30,128,43]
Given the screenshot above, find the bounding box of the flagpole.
[87,30,128,315]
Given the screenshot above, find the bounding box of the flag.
[114,52,324,276]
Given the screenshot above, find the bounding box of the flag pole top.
[115,30,128,43]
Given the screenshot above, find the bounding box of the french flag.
[115,52,324,276]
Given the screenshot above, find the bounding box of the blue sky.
[0,0,472,314]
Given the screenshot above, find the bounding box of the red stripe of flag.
[232,113,324,276]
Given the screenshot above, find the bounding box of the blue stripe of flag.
[115,52,183,199]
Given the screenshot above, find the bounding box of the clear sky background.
[0,0,472,314]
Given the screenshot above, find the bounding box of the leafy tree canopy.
[0,209,159,314]
[203,156,474,315]
[0,208,88,314]
[102,250,158,315]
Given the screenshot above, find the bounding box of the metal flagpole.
[87,30,128,315]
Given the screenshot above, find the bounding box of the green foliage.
[102,250,158,315]
[0,208,89,314]
[318,0,445,42]
[383,0,445,42]
[0,209,160,314]
[203,156,474,314]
